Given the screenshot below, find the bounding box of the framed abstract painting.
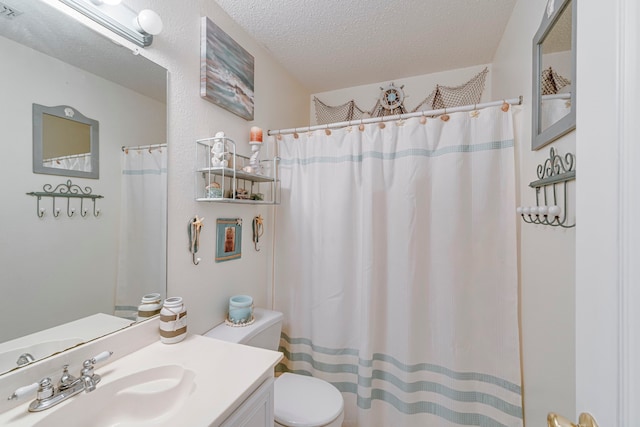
[201,16,255,121]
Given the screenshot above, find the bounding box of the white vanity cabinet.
[219,377,274,427]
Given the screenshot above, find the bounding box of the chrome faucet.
[7,351,112,412]
[16,353,35,366]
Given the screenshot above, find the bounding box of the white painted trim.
[618,0,640,424]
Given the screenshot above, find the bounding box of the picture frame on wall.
[216,218,242,262]
[200,16,255,121]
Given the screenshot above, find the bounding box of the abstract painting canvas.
[201,17,255,121]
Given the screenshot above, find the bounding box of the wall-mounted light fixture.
[59,0,163,47]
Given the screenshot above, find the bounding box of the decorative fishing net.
[540,67,571,95]
[313,67,488,125]
[313,99,370,126]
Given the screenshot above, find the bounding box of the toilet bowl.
[203,308,344,427]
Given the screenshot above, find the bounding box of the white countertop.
[0,334,283,426]
[0,314,133,374]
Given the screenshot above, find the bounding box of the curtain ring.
[358,119,365,132]
[470,104,480,118]
[419,111,427,125]
[325,125,331,136]
[441,108,450,122]
[501,100,510,112]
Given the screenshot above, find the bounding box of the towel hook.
[66,198,75,217]
[189,216,204,265]
[53,197,61,217]
[80,198,88,217]
[252,215,264,251]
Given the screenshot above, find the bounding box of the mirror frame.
[33,103,100,179]
[532,0,577,150]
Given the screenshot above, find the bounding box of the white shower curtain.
[42,152,92,172]
[115,146,167,319]
[274,105,521,427]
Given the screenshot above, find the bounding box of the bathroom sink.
[0,338,83,372]
[32,365,195,427]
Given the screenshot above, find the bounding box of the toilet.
[204,308,345,427]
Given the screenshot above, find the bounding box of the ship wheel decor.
[379,83,407,114]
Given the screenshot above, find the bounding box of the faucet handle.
[90,351,112,365]
[7,382,39,400]
[81,351,113,378]
[35,378,54,400]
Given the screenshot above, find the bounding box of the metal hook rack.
[27,180,103,218]
[517,147,575,228]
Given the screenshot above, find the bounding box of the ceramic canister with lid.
[159,297,187,344]
[137,293,162,321]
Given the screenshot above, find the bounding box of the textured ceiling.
[0,0,166,102]
[214,0,518,93]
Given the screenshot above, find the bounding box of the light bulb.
[522,207,531,215]
[516,207,523,215]
[548,205,561,217]
[538,205,549,215]
[530,206,539,215]
[136,9,163,35]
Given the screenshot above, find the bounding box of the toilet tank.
[203,308,283,351]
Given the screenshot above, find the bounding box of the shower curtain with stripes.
[115,146,167,319]
[274,105,522,427]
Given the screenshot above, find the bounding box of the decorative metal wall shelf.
[27,180,103,218]
[517,147,575,228]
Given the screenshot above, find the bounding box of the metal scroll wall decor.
[517,147,575,228]
[27,179,103,218]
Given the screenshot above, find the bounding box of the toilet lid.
[274,373,344,427]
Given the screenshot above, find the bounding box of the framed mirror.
[33,104,99,179]
[532,0,576,150]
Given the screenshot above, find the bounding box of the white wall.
[0,35,166,341]
[119,0,311,336]
[311,64,492,125]
[575,0,640,424]
[492,1,576,426]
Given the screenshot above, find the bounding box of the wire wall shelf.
[195,136,280,205]
[27,179,103,218]
[517,147,575,228]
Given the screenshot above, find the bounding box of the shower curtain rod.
[121,143,167,152]
[268,96,523,136]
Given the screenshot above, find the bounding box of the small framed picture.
[216,218,242,262]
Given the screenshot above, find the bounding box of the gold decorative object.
[547,412,599,427]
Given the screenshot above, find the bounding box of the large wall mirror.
[0,0,167,375]
[532,0,576,150]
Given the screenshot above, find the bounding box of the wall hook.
[252,215,264,251]
[36,196,45,218]
[517,148,575,228]
[53,197,61,217]
[27,180,103,219]
[67,199,75,217]
[189,215,204,265]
